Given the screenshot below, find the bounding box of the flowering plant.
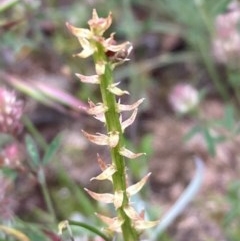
[65,9,156,241]
[61,9,204,241]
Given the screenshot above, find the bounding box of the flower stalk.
[66,9,157,241]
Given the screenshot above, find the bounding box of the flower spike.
[67,9,155,240]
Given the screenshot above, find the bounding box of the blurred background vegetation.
[1,0,240,240]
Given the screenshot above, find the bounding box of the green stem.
[38,167,57,223]
[94,45,139,241]
[68,220,110,241]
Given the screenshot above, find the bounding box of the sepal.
[127,173,151,196]
[119,147,145,159]
[74,37,95,58]
[107,82,129,96]
[96,61,106,75]
[113,190,124,209]
[88,9,112,36]
[124,205,158,230]
[87,100,108,116]
[117,98,144,112]
[75,74,100,84]
[97,153,107,171]
[66,22,92,39]
[82,130,119,148]
[90,164,116,181]
[121,108,138,132]
[85,189,123,209]
[96,213,123,233]
[85,188,114,203]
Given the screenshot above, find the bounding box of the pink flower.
[212,1,240,66]
[169,84,199,114]
[0,88,23,135]
[0,143,24,169]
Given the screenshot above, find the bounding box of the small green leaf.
[42,134,62,165]
[202,128,215,156]
[25,135,40,168]
[1,167,17,180]
[212,0,232,15]
[222,105,235,130]
[139,134,153,156]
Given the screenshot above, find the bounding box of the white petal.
[96,62,106,75]
[82,130,109,146]
[134,219,159,230]
[90,164,116,181]
[97,153,107,171]
[113,190,124,209]
[108,82,129,96]
[87,101,108,115]
[124,205,141,220]
[108,131,119,148]
[121,108,138,132]
[96,213,123,233]
[85,188,114,203]
[82,130,119,147]
[75,74,100,84]
[118,98,144,112]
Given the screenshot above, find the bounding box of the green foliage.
[224,181,240,241]
[42,134,62,165]
[25,134,41,168]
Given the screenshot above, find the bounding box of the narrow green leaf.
[0,0,19,13]
[42,134,62,165]
[139,134,153,156]
[203,128,215,156]
[222,105,235,130]
[25,135,40,167]
[68,220,110,241]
